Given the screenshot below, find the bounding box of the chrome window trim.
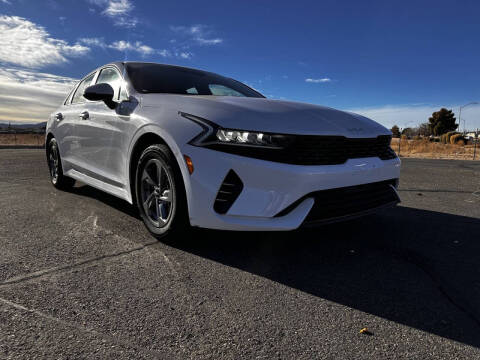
[95,65,130,102]
[70,71,98,105]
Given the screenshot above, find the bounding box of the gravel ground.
[0,149,479,359]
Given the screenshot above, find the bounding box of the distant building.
[466,132,478,139]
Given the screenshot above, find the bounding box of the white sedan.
[46,61,401,238]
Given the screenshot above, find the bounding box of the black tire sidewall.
[48,139,60,185]
[135,144,188,238]
[47,138,75,189]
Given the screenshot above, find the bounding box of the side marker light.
[184,155,194,174]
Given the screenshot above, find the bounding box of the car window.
[71,73,96,104]
[126,63,264,97]
[96,67,122,100]
[63,85,77,105]
[208,84,244,97]
[186,87,198,94]
[119,86,128,101]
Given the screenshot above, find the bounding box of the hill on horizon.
[0,121,47,133]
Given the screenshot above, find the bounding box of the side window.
[209,84,243,97]
[119,86,128,101]
[63,85,77,105]
[96,67,122,100]
[71,73,96,104]
[186,87,198,94]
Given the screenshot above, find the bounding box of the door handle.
[79,111,89,120]
[55,113,63,121]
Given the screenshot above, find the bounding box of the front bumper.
[182,144,401,231]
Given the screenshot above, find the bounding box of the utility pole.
[474,128,478,160]
[398,127,402,156]
[459,102,478,134]
[397,121,414,157]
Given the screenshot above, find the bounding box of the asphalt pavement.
[1,149,480,359]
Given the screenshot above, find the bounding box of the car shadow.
[170,206,480,348]
[70,184,480,348]
[69,184,140,219]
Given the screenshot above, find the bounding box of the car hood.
[140,94,390,137]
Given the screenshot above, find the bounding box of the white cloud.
[195,37,223,45]
[78,37,107,47]
[156,49,170,57]
[170,24,223,46]
[0,15,89,68]
[177,51,193,59]
[305,78,331,83]
[109,40,154,56]
[110,16,138,28]
[103,0,132,16]
[0,68,77,122]
[346,104,480,131]
[1,0,12,4]
[79,38,185,58]
[88,0,137,27]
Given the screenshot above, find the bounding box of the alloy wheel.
[140,159,174,227]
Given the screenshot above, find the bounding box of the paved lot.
[0,149,479,359]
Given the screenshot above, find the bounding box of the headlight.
[215,129,286,148]
[180,111,291,149]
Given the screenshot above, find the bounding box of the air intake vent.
[213,170,244,214]
[275,179,400,224]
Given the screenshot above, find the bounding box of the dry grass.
[1,133,478,161]
[391,138,479,160]
[0,133,45,146]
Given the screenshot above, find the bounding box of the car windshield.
[126,63,264,98]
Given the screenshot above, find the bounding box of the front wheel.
[47,138,75,190]
[135,144,189,239]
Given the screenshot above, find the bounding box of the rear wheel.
[47,138,75,190]
[135,144,189,239]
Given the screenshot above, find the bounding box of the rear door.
[52,86,76,171]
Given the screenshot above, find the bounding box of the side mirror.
[84,83,115,108]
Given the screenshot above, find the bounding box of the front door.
[59,72,96,172]
[74,67,132,187]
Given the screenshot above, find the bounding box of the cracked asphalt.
[1,149,480,359]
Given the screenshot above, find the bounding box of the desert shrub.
[445,131,459,144]
[450,134,459,144]
[450,133,464,144]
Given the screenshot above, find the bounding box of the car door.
[52,85,77,171]
[65,71,97,173]
[74,66,132,187]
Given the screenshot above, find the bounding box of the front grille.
[213,170,244,214]
[206,135,396,165]
[276,179,400,224]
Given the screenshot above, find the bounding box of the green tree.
[391,125,400,138]
[428,108,457,135]
[417,122,431,137]
[402,127,414,138]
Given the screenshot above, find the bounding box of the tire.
[47,138,75,190]
[135,144,189,239]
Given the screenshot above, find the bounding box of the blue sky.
[1,0,480,130]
